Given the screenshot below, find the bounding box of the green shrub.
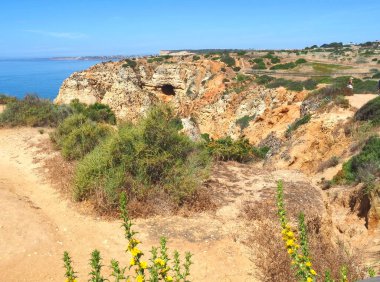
[236,50,246,56]
[303,79,318,90]
[270,56,281,64]
[74,104,210,208]
[353,79,378,94]
[220,53,235,67]
[255,75,275,85]
[354,96,380,125]
[236,115,254,130]
[372,72,380,79]
[252,58,266,69]
[236,74,249,82]
[270,62,297,70]
[334,136,380,185]
[285,114,311,137]
[286,81,304,91]
[122,59,137,68]
[0,94,71,127]
[192,55,201,61]
[334,95,350,109]
[51,114,111,160]
[203,136,267,162]
[0,94,17,104]
[295,58,307,64]
[69,99,116,124]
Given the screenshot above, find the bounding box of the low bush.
[74,104,210,209]
[236,115,254,130]
[303,79,318,90]
[220,53,235,67]
[252,58,266,69]
[69,99,116,124]
[203,136,268,162]
[372,72,380,79]
[235,73,249,82]
[354,96,380,125]
[295,58,307,64]
[122,59,137,68]
[334,95,350,109]
[0,94,71,127]
[0,94,17,104]
[270,62,297,70]
[255,75,275,85]
[334,136,380,186]
[285,114,311,137]
[192,55,201,61]
[51,114,111,160]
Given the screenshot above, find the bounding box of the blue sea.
[0,59,101,100]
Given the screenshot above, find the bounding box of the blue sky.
[0,0,379,58]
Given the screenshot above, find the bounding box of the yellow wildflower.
[286,239,294,247]
[136,274,144,282]
[130,247,142,257]
[307,277,313,282]
[305,261,312,267]
[140,261,148,269]
[287,248,293,254]
[154,258,165,266]
[165,275,173,282]
[310,269,317,275]
[130,257,136,266]
[286,231,294,238]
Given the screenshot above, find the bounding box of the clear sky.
[0,0,379,58]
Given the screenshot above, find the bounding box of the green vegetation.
[192,55,201,61]
[295,58,307,64]
[255,75,275,85]
[354,96,380,125]
[0,94,17,104]
[0,94,71,127]
[372,72,380,79]
[202,135,269,162]
[122,59,137,68]
[252,58,266,69]
[50,114,111,160]
[235,73,249,82]
[236,115,255,130]
[311,63,352,74]
[220,53,235,67]
[69,100,116,124]
[333,136,380,191]
[74,104,210,209]
[285,114,311,137]
[270,62,297,70]
[64,192,192,282]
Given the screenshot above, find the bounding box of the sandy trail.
[347,94,378,109]
[0,128,259,281]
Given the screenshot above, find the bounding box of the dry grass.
[241,196,364,282]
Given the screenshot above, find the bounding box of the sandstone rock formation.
[55,58,297,141]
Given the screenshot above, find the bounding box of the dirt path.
[347,94,378,109]
[0,128,261,281]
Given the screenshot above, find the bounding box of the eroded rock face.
[55,59,297,140]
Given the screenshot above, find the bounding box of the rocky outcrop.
[55,58,298,140]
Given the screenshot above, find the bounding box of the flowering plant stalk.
[63,192,192,282]
[276,180,317,282]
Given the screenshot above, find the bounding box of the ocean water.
[0,59,101,100]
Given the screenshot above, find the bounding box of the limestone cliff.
[55,58,297,140]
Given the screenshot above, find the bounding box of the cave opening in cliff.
[161,84,176,96]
